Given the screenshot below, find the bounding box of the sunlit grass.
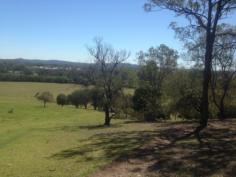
[0,82,150,177]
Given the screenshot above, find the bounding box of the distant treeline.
[0,58,138,87]
[0,73,71,83]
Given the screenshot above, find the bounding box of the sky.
[0,0,236,64]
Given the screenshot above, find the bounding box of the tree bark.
[195,0,222,140]
[195,33,214,140]
[104,106,110,126]
[219,100,226,120]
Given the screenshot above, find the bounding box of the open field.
[0,82,138,177]
[0,82,235,177]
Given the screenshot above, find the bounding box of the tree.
[87,38,130,126]
[133,87,155,121]
[79,89,90,109]
[181,24,236,119]
[68,89,90,109]
[166,68,202,119]
[68,90,81,108]
[121,94,133,119]
[145,0,236,138]
[56,94,67,107]
[211,26,236,119]
[35,91,53,108]
[90,87,104,110]
[136,45,178,121]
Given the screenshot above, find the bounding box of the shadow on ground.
[51,120,236,177]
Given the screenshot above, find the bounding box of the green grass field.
[0,82,149,177]
[0,82,235,177]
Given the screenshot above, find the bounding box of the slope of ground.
[0,82,235,177]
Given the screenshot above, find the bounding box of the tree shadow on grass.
[50,120,236,177]
[78,124,122,130]
[146,121,236,177]
[50,123,123,132]
[50,130,159,162]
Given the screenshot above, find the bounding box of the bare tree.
[87,38,130,126]
[144,0,236,139]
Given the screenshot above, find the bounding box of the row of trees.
[84,35,235,129]
[57,89,103,110]
[35,88,133,121]
[35,90,98,109]
[34,36,235,134]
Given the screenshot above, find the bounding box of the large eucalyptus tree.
[145,0,236,139]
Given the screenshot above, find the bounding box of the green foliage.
[175,89,201,119]
[135,44,178,121]
[111,92,134,119]
[121,94,133,118]
[90,87,104,110]
[133,87,148,113]
[164,69,202,119]
[133,87,164,121]
[56,94,67,107]
[68,89,90,109]
[79,89,91,109]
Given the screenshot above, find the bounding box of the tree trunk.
[195,33,214,141]
[104,106,110,126]
[219,100,226,120]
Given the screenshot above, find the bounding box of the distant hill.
[0,58,138,69]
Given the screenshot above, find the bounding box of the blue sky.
[0,0,236,64]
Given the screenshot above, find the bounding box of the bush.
[89,88,104,110]
[79,89,90,109]
[174,89,201,119]
[68,90,81,108]
[68,89,90,109]
[133,87,163,121]
[56,94,67,107]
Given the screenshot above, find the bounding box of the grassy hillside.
[0,82,235,177]
[0,82,140,177]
